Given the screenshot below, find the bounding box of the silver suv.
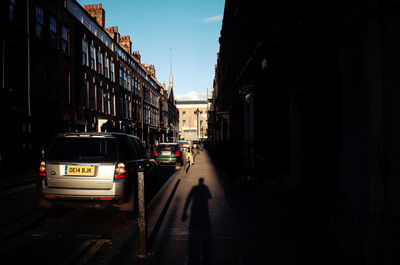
[37,132,157,212]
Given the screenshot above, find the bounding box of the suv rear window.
[157,145,178,151]
[47,138,118,162]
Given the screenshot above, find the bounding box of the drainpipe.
[27,0,32,136]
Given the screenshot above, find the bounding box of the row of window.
[30,2,162,125]
[66,0,156,88]
[144,105,160,127]
[9,0,16,20]
[181,120,205,127]
[83,78,147,123]
[143,86,159,107]
[83,79,115,115]
[82,39,116,82]
[182,111,207,116]
[35,6,69,54]
[83,40,136,94]
[82,39,160,110]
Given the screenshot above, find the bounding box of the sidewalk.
[111,150,335,265]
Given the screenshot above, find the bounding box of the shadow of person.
[182,177,213,265]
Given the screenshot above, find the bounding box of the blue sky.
[77,0,225,100]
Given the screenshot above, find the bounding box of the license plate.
[162,151,171,156]
[64,165,95,176]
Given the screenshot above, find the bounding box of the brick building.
[0,0,178,171]
[176,100,208,141]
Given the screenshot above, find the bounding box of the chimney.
[120,35,132,54]
[132,51,141,62]
[85,3,105,28]
[144,64,156,78]
[105,26,120,42]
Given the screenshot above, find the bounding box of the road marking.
[75,239,111,265]
[0,182,36,195]
[2,208,43,227]
[58,239,96,265]
[0,208,44,242]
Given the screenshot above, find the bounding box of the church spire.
[169,47,173,89]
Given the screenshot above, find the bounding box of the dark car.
[37,132,158,213]
[154,143,183,168]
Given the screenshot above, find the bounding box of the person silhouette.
[182,178,213,265]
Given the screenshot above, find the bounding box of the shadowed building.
[210,0,400,264]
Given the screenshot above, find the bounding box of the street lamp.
[194,108,202,140]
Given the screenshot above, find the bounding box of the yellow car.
[184,146,194,165]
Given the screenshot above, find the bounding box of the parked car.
[37,132,158,213]
[177,141,194,165]
[154,143,183,167]
[185,145,194,165]
[179,141,191,148]
[178,141,190,151]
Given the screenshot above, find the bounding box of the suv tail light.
[115,162,127,179]
[39,161,46,177]
[175,151,180,157]
[154,150,158,156]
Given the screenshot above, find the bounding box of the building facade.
[0,0,178,171]
[176,100,208,141]
[210,0,400,264]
